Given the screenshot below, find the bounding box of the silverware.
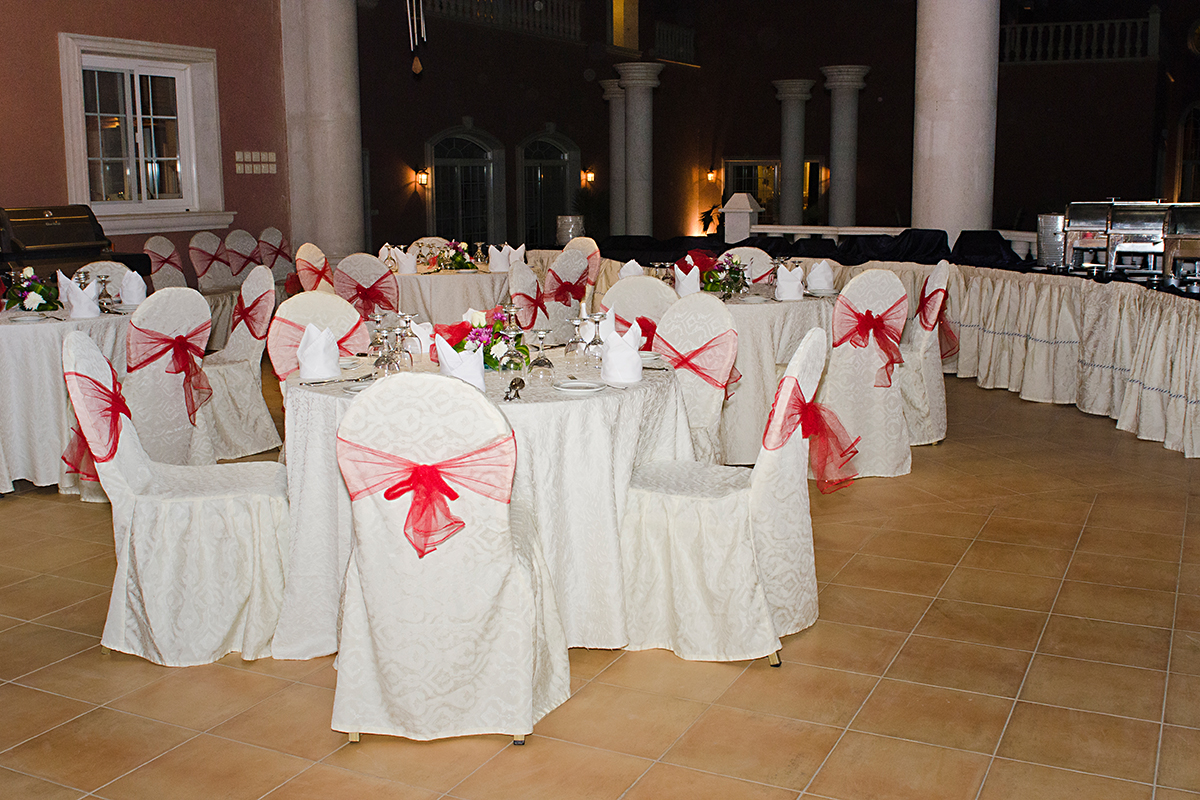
[301,373,373,386]
[503,377,525,401]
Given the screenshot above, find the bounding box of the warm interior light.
[707,169,716,182]
[416,169,429,186]
[585,170,595,183]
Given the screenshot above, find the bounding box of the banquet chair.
[123,287,218,466]
[257,227,294,284]
[224,229,260,282]
[597,275,678,351]
[564,236,601,283]
[619,328,828,662]
[652,292,738,464]
[817,269,912,477]
[509,258,550,334]
[333,252,399,318]
[406,236,448,265]
[896,261,951,445]
[725,246,775,285]
[295,242,335,293]
[202,265,283,459]
[143,235,188,290]
[62,331,289,666]
[331,372,570,742]
[542,249,588,343]
[190,231,237,292]
[81,259,130,285]
[267,291,370,385]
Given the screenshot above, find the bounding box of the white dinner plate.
[338,357,360,368]
[112,304,140,313]
[553,379,606,395]
[639,352,661,364]
[9,314,45,323]
[343,382,373,394]
[737,295,770,304]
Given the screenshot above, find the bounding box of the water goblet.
[497,324,526,377]
[584,312,606,371]
[390,326,413,371]
[96,274,115,310]
[565,317,586,358]
[397,312,420,357]
[528,328,554,382]
[74,268,90,289]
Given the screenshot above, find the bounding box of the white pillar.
[912,0,999,243]
[773,79,814,227]
[599,79,627,236]
[281,0,364,262]
[821,65,870,227]
[616,62,663,237]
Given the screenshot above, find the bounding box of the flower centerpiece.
[431,306,529,370]
[431,241,477,271]
[5,267,62,312]
[700,252,747,295]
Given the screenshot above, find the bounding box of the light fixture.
[707,169,716,182]
[585,170,595,183]
[416,168,429,186]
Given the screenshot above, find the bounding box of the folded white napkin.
[57,270,99,318]
[120,271,147,305]
[394,250,417,274]
[618,259,644,279]
[674,260,702,297]
[435,334,485,392]
[297,324,340,381]
[498,244,525,273]
[807,260,835,294]
[378,243,399,269]
[488,245,507,273]
[601,320,643,385]
[406,321,434,354]
[775,264,805,301]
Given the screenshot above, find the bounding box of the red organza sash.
[763,375,859,493]
[334,270,398,317]
[63,362,132,466]
[613,313,658,351]
[127,320,213,424]
[674,250,716,274]
[652,328,738,389]
[189,242,230,279]
[546,268,587,306]
[256,236,291,271]
[227,248,255,277]
[752,267,775,284]
[146,248,182,275]
[62,424,97,482]
[584,248,602,285]
[232,290,273,340]
[512,284,548,330]
[297,254,333,290]
[917,278,959,360]
[832,294,906,388]
[268,316,369,380]
[337,432,517,558]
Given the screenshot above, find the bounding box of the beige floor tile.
[533,681,705,759]
[662,705,839,791]
[108,663,289,730]
[780,621,906,675]
[959,540,1073,578]
[0,536,109,575]
[858,529,973,564]
[996,702,1160,783]
[828,554,952,596]
[1053,581,1175,628]
[0,613,20,633]
[1039,615,1171,670]
[451,736,649,800]
[807,730,990,800]
[1165,672,1200,729]
[914,599,1047,651]
[0,574,105,621]
[623,762,796,800]
[1067,551,1180,592]
[1156,789,1200,800]
[921,474,1019,504]
[815,549,853,581]
[0,708,193,792]
[263,764,437,800]
[211,683,346,761]
[850,678,1012,753]
[0,766,87,800]
[1180,563,1200,595]
[0,682,93,752]
[881,508,989,538]
[35,594,110,637]
[716,661,876,727]
[977,516,1082,549]
[215,653,335,681]
[97,733,307,800]
[1019,654,1166,720]
[812,522,881,552]
[0,623,97,681]
[1171,630,1200,676]
[813,585,932,632]
[939,567,1060,611]
[1159,726,1200,793]
[322,733,509,791]
[0,563,36,589]
[986,494,1095,526]
[1087,506,1187,536]
[591,648,746,702]
[17,647,170,705]
[1177,594,1200,632]
[47,553,116,588]
[1078,528,1183,562]
[1183,535,1200,565]
[566,648,624,681]
[298,662,337,690]
[885,635,1031,697]
[977,759,1152,800]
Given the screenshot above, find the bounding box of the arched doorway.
[516,130,580,248]
[426,124,506,244]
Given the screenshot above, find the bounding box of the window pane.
[100,117,127,158]
[83,70,98,114]
[145,159,182,199]
[95,70,125,115]
[434,137,486,159]
[143,119,179,159]
[434,165,460,239]
[459,164,489,243]
[525,139,564,160]
[101,160,129,200]
[88,162,104,202]
[149,75,178,116]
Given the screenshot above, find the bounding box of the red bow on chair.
[652,329,738,389]
[545,268,587,306]
[255,236,290,271]
[268,317,369,380]
[584,248,602,285]
[147,249,183,276]
[337,432,517,558]
[297,254,333,290]
[763,375,860,494]
[832,295,906,388]
[189,242,231,278]
[613,313,658,351]
[334,271,398,318]
[511,284,548,330]
[127,321,213,424]
[227,249,254,277]
[62,361,132,476]
[231,290,274,340]
[916,278,959,360]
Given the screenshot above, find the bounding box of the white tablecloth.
[396,272,510,325]
[272,357,695,659]
[0,309,129,493]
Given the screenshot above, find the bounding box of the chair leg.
[100,646,111,656]
[767,651,782,667]
[348,732,360,743]
[513,735,526,745]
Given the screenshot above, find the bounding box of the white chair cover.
[295,242,335,293]
[542,249,588,343]
[331,372,570,740]
[618,328,824,661]
[333,253,399,318]
[257,227,294,283]
[725,246,775,285]
[62,331,288,666]
[190,231,237,292]
[82,259,130,285]
[407,236,449,265]
[652,293,738,464]
[224,229,259,281]
[143,236,188,290]
[897,261,949,445]
[267,291,369,384]
[123,287,218,466]
[597,275,678,351]
[564,236,602,285]
[818,269,911,477]
[509,259,550,334]
[202,266,282,459]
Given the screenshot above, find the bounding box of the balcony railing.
[655,21,696,65]
[1001,9,1159,63]
[427,0,581,42]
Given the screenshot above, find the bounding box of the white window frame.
[59,33,234,235]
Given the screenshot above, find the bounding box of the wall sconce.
[416,168,429,186]
[706,169,717,182]
[585,170,595,183]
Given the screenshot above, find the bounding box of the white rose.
[22,291,44,310]
[21,267,34,278]
[489,341,508,360]
[463,340,478,352]
[470,310,487,328]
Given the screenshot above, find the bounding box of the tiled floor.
[2,376,1200,799]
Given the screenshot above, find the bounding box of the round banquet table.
[272,355,695,659]
[718,289,836,465]
[396,271,510,325]
[0,308,130,493]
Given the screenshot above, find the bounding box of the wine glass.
[74,268,91,289]
[368,312,386,358]
[528,328,554,382]
[390,325,413,372]
[565,317,586,358]
[96,274,115,310]
[397,312,420,358]
[584,312,606,371]
[497,322,526,377]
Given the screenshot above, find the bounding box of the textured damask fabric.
[396,272,510,326]
[725,246,775,284]
[1077,280,1143,419]
[63,332,289,666]
[598,276,678,344]
[334,253,399,318]
[330,373,570,740]
[191,231,240,293]
[896,263,950,445]
[143,236,188,291]
[257,227,294,284]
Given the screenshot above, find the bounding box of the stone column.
[821,65,870,227]
[911,0,999,243]
[615,63,664,237]
[599,79,627,236]
[281,0,364,262]
[773,79,814,226]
